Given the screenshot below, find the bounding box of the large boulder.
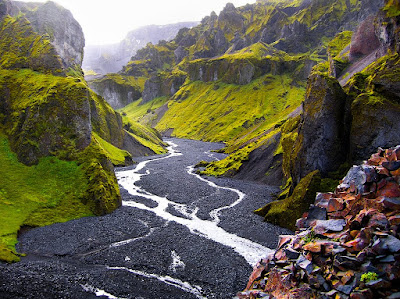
[350,15,380,60]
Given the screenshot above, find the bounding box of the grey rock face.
[174,46,188,64]
[25,1,85,69]
[89,78,142,110]
[295,73,348,181]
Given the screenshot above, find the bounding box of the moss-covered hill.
[0,1,166,263]
[113,0,399,230]
[115,0,383,181]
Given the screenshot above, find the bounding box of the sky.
[24,0,256,45]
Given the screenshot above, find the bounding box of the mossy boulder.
[255,170,321,231]
[0,69,91,165]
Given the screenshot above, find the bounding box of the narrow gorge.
[0,0,400,298]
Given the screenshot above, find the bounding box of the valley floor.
[0,138,291,298]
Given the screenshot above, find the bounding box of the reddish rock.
[368,212,389,229]
[380,197,400,210]
[264,269,292,298]
[327,197,345,213]
[303,242,322,253]
[350,289,374,299]
[389,215,400,225]
[377,181,400,198]
[278,235,294,249]
[245,262,267,290]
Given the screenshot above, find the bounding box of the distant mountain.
[82,22,199,77]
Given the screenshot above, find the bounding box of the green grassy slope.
[0,133,92,262]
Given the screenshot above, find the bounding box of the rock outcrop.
[239,146,400,298]
[25,1,85,70]
[293,73,348,181]
[88,74,142,110]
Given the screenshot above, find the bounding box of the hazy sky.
[24,0,256,45]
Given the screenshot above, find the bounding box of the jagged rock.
[350,15,380,60]
[174,46,188,64]
[239,145,400,298]
[141,72,186,104]
[88,74,142,110]
[25,1,85,69]
[350,94,400,162]
[294,73,348,181]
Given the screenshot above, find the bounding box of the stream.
[0,138,292,299]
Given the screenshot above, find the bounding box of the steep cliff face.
[88,74,143,109]
[0,1,166,263]
[24,1,85,70]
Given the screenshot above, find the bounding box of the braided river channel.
[0,138,291,298]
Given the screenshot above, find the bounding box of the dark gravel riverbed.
[0,138,291,299]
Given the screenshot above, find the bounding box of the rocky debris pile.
[238,145,400,299]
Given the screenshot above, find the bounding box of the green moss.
[255,170,321,231]
[361,272,379,283]
[76,141,122,216]
[0,15,63,75]
[156,74,305,143]
[327,31,353,58]
[93,132,132,166]
[119,97,169,125]
[383,0,400,17]
[0,133,92,263]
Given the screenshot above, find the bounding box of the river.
[0,138,292,298]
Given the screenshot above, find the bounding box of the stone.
[296,255,313,275]
[388,292,400,299]
[307,205,328,221]
[313,219,346,234]
[377,181,400,198]
[303,242,322,253]
[338,166,367,194]
[327,198,344,213]
[284,248,301,260]
[382,161,400,171]
[334,255,361,270]
[368,213,389,229]
[335,283,355,295]
[379,255,395,263]
[350,289,374,299]
[385,235,400,253]
[278,235,294,249]
[365,278,391,289]
[380,197,400,210]
[389,215,400,225]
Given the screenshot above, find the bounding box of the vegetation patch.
[0,133,92,263]
[255,170,321,231]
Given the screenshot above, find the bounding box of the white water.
[107,266,205,299]
[116,141,274,267]
[81,284,126,299]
